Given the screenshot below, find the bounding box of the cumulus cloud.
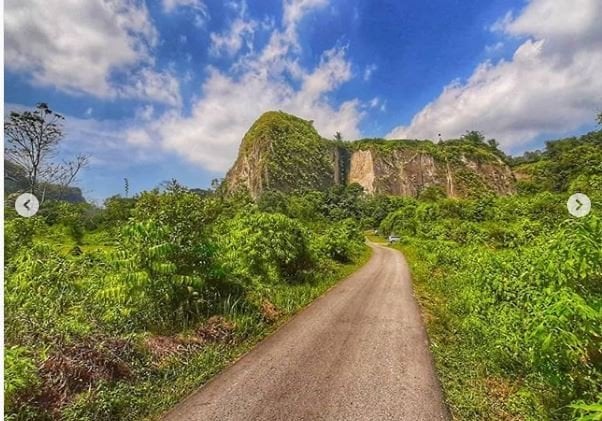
[142,0,365,172]
[387,0,602,150]
[5,0,181,105]
[154,46,362,172]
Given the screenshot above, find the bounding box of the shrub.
[217,211,316,284]
[103,220,213,330]
[315,218,363,263]
[5,244,99,344]
[4,216,43,260]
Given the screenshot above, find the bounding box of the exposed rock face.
[225,111,335,198]
[348,150,376,193]
[224,111,516,198]
[346,148,515,197]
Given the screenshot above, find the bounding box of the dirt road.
[163,243,449,420]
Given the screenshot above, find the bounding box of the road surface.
[163,242,449,421]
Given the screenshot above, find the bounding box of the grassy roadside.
[394,241,536,420]
[59,245,373,420]
[391,235,601,421]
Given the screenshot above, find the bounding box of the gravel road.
[163,242,449,421]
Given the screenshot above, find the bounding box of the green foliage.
[570,400,602,421]
[418,185,446,201]
[132,191,221,275]
[56,202,86,244]
[217,211,316,284]
[103,221,207,329]
[240,111,334,192]
[4,346,40,412]
[5,243,101,345]
[513,130,602,194]
[4,216,43,259]
[314,218,363,263]
[103,195,136,225]
[4,184,368,419]
[100,191,226,330]
[397,202,601,419]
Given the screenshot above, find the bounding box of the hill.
[4,159,86,203]
[512,130,602,195]
[224,111,516,198]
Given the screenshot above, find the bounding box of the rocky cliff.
[224,111,516,198]
[225,111,335,198]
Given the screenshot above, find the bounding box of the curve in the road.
[163,242,449,421]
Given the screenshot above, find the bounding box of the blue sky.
[5,0,601,202]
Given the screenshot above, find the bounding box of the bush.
[404,212,602,419]
[4,216,43,260]
[217,211,316,284]
[103,219,218,331]
[315,218,364,263]
[102,195,136,226]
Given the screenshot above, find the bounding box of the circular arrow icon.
[567,193,591,218]
[15,193,40,217]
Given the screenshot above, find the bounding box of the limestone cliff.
[224,111,516,198]
[225,111,335,198]
[346,141,515,197]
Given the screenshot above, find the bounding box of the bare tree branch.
[4,103,87,201]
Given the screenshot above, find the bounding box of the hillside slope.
[4,159,86,203]
[511,130,602,195]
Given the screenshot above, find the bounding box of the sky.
[5,0,602,202]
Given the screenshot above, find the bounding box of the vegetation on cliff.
[513,130,602,195]
[226,111,335,196]
[225,111,515,199]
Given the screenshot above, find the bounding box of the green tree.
[487,138,500,149]
[103,195,136,225]
[462,130,486,144]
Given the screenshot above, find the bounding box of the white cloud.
[484,41,504,55]
[162,0,205,13]
[210,2,258,56]
[388,0,602,150]
[162,0,208,27]
[283,0,328,32]
[155,46,362,172]
[5,0,181,105]
[363,64,377,81]
[136,0,364,172]
[126,128,153,146]
[135,105,155,121]
[120,68,181,106]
